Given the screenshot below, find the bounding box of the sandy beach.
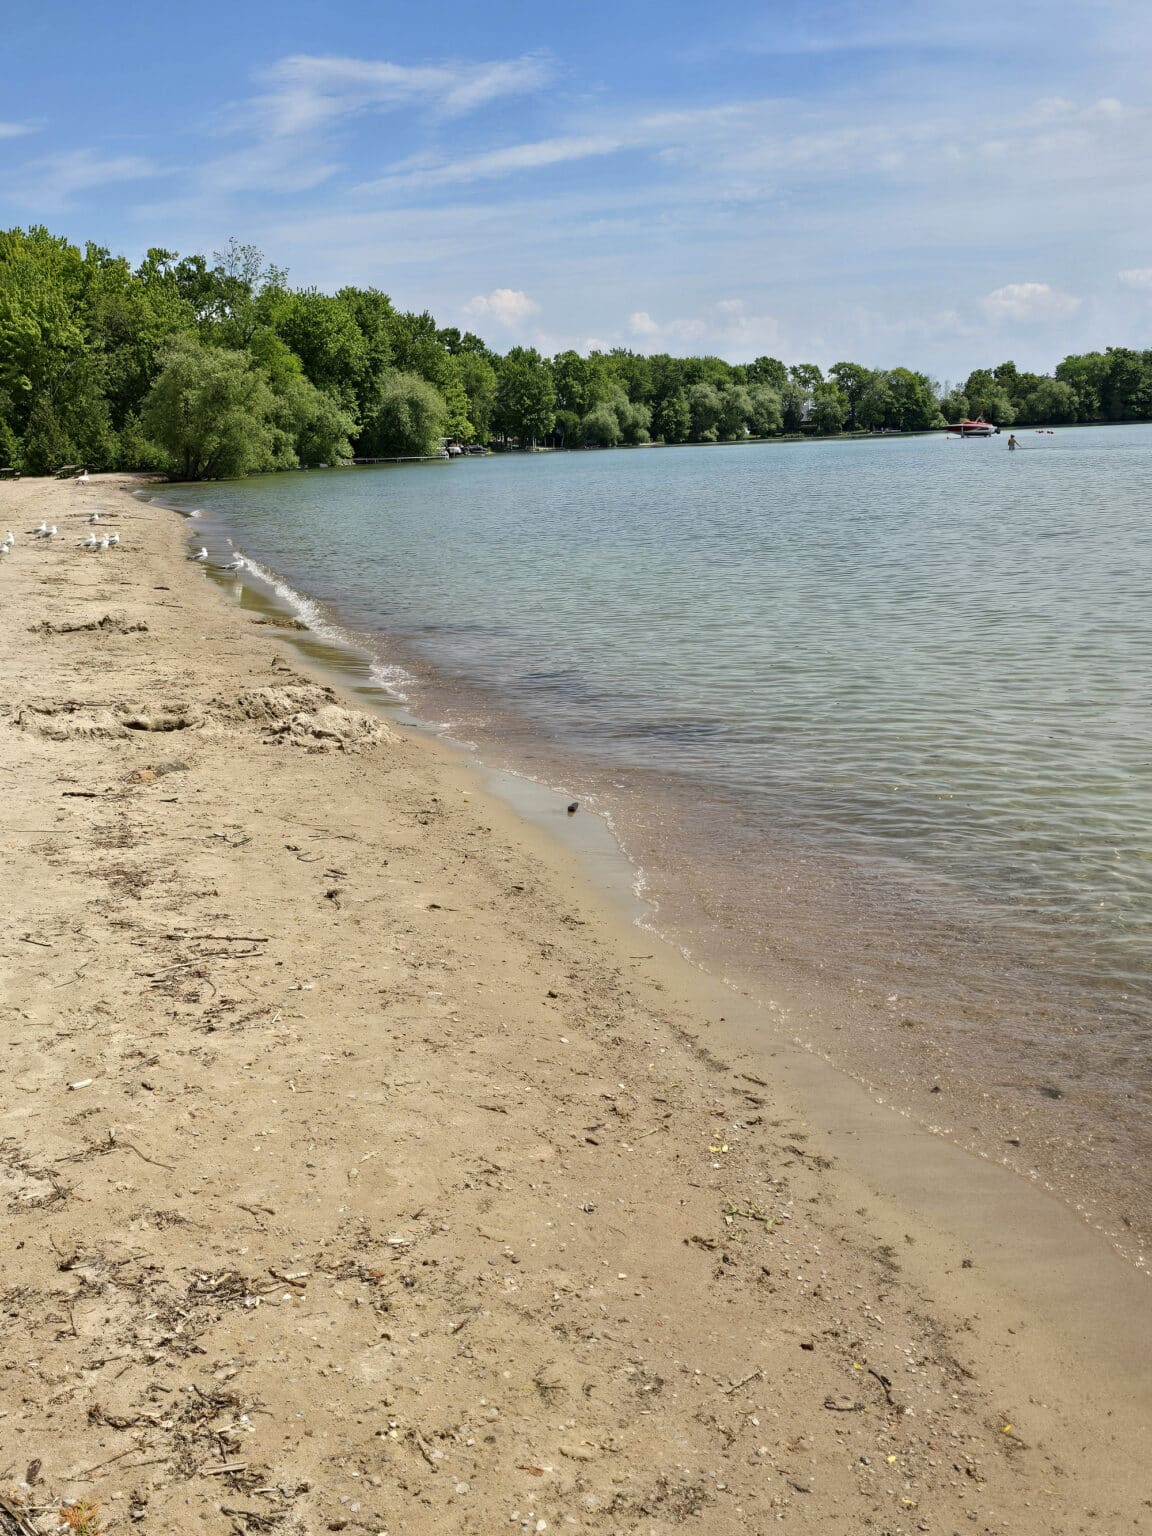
[1,474,1150,1536]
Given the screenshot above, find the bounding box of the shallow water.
[163,427,1152,1257]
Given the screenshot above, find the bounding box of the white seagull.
[4,530,13,543]
[78,533,99,549]
[33,520,47,535]
[88,510,101,524]
[35,525,58,540]
[108,532,120,547]
[74,470,90,484]
[190,547,209,562]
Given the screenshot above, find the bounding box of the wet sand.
[1,474,1150,1535]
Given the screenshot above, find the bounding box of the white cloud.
[0,121,37,139]
[463,288,541,326]
[627,298,780,357]
[981,282,1082,322]
[1118,267,1152,290]
[241,51,553,138]
[1,149,161,210]
[360,133,623,193]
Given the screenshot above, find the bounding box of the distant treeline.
[2,226,1150,479]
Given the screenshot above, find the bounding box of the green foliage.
[143,335,278,480]
[494,347,556,444]
[4,222,1152,480]
[22,396,74,474]
[652,389,691,443]
[361,371,447,457]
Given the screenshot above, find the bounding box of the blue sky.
[1,0,1149,378]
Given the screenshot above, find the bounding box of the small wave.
[239,555,414,703]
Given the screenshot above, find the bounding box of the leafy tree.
[452,351,497,443]
[747,384,783,437]
[22,397,74,474]
[789,362,824,392]
[581,402,621,446]
[884,368,942,431]
[687,381,721,439]
[360,371,448,457]
[963,369,1015,426]
[142,335,278,479]
[653,389,691,443]
[810,383,848,435]
[747,356,788,391]
[494,347,555,444]
[830,362,877,430]
[780,380,808,433]
[939,388,969,423]
[1016,377,1078,424]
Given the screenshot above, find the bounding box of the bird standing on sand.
[108,532,120,547]
[88,510,100,524]
[74,470,90,484]
[190,547,209,562]
[78,533,99,550]
[34,525,58,540]
[33,521,47,535]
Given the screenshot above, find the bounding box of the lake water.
[161,427,1152,1263]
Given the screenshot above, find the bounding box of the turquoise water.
[163,428,1152,1243]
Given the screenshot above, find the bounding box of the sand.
[1,474,1149,1536]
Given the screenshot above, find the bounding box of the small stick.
[867,1367,895,1405]
[19,935,52,947]
[724,1367,763,1395]
[74,1446,138,1477]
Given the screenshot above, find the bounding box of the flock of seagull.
[1,475,246,577]
[0,505,123,560]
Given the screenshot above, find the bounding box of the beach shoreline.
[1,473,1150,1534]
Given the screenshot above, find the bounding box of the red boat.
[949,418,999,437]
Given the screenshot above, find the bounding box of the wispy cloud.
[1118,267,1152,290]
[235,51,553,139]
[0,149,161,211]
[629,298,780,353]
[0,120,38,140]
[360,134,623,193]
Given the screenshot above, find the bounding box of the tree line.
[2,226,1151,479]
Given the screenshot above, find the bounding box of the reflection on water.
[163,426,1152,1253]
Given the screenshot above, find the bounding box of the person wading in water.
[1007,433,1020,450]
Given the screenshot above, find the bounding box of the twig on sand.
[867,1366,895,1405]
[724,1367,763,1395]
[18,935,52,947]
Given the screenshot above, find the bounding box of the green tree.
[810,383,848,434]
[780,380,808,433]
[142,335,278,479]
[581,402,621,446]
[653,389,691,443]
[687,381,721,439]
[963,369,1015,426]
[21,396,74,474]
[746,384,783,437]
[360,371,448,457]
[494,347,556,445]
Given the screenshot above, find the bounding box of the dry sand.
[1,475,1150,1536]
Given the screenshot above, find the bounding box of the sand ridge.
[0,475,1148,1535]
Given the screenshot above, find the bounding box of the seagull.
[0,542,9,557]
[190,547,209,562]
[107,532,120,547]
[33,520,47,535]
[34,525,58,540]
[78,533,99,550]
[74,470,90,484]
[223,554,244,571]
[4,530,13,543]
[98,535,111,551]
[88,510,101,524]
